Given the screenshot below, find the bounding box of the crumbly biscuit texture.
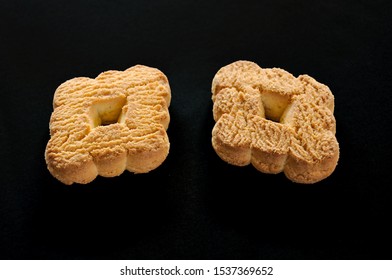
[45,65,171,184]
[212,61,339,183]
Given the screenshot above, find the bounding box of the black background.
[1,0,392,259]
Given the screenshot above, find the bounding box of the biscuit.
[45,65,171,185]
[211,60,339,183]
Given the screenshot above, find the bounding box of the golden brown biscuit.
[212,60,339,183]
[45,65,171,185]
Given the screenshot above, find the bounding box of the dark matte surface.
[1,0,392,259]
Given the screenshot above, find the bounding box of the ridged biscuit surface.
[212,61,339,183]
[45,65,171,185]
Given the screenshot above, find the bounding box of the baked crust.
[45,65,171,185]
[212,61,339,183]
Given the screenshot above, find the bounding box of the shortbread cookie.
[45,65,171,185]
[211,61,339,183]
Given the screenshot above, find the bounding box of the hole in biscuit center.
[260,91,290,123]
[90,96,127,128]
